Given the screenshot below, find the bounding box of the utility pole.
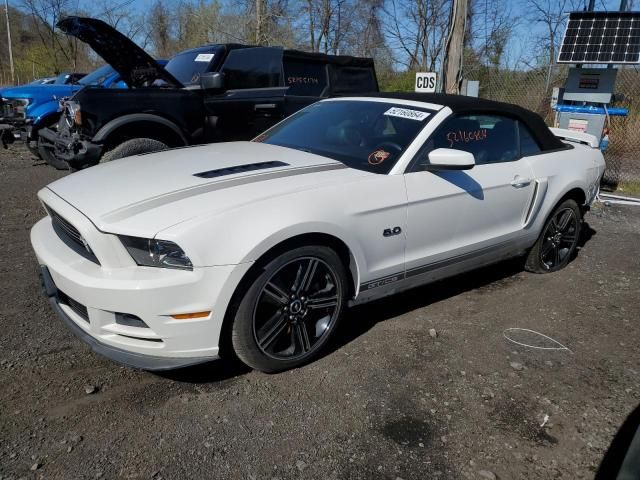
[4,0,14,84]
[442,0,468,94]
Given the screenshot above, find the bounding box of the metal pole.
[587,0,596,10]
[4,0,14,84]
[620,0,628,11]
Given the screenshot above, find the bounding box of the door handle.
[254,103,276,110]
[511,176,532,188]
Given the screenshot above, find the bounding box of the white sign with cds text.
[415,72,437,93]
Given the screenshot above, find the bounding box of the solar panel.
[558,11,640,64]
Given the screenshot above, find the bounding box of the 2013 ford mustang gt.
[31,94,606,373]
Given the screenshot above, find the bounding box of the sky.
[68,0,636,69]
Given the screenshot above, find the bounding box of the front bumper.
[30,193,253,370]
[39,127,102,168]
[39,266,212,371]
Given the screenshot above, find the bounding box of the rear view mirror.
[427,148,475,170]
[200,72,224,91]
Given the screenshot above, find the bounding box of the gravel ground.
[0,145,639,480]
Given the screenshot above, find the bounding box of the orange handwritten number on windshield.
[447,129,487,147]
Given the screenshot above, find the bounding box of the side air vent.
[194,161,289,179]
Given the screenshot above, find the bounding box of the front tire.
[39,140,68,170]
[101,138,168,163]
[231,246,348,373]
[525,198,582,273]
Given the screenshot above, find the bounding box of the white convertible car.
[31,94,605,372]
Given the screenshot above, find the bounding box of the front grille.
[57,290,89,322]
[46,206,100,265]
[2,99,27,120]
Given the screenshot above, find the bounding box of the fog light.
[115,313,149,328]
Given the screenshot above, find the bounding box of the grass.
[615,180,640,198]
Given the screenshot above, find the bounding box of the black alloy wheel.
[539,207,579,270]
[253,257,341,360]
[231,246,347,372]
[525,198,582,273]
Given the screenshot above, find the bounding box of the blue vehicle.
[0,62,165,164]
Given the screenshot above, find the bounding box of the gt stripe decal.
[101,163,347,223]
[360,240,515,291]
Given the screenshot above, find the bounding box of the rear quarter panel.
[526,142,604,234]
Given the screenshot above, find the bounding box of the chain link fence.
[476,65,640,186]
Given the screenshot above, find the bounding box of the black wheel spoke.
[295,323,311,352]
[257,312,288,350]
[540,240,554,258]
[307,294,338,310]
[553,245,561,266]
[263,281,289,305]
[298,259,318,294]
[557,210,572,231]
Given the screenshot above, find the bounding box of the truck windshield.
[258,100,434,174]
[78,65,116,86]
[165,48,223,85]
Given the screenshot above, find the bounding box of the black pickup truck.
[40,17,379,170]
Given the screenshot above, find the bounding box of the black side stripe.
[360,239,516,291]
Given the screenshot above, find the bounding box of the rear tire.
[231,246,348,373]
[101,138,168,163]
[525,198,582,273]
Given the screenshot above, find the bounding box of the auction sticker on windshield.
[384,107,429,121]
[195,53,214,62]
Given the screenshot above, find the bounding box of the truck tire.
[38,141,68,170]
[101,138,168,163]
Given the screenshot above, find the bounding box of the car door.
[403,113,537,274]
[204,47,286,142]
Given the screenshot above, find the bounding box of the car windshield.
[165,48,223,85]
[78,65,116,86]
[258,100,434,174]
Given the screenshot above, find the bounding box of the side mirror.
[426,148,475,170]
[200,72,224,91]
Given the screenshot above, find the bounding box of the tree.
[525,0,582,66]
[383,0,451,71]
[442,0,468,93]
[149,0,172,58]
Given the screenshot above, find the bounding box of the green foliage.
[378,71,418,92]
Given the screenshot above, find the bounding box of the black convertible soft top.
[357,92,565,151]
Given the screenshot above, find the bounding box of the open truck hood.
[56,17,183,89]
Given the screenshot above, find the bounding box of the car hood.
[2,84,77,100]
[45,142,361,236]
[56,16,182,89]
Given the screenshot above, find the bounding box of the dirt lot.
[0,145,639,480]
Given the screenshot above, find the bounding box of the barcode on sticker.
[194,53,214,62]
[384,107,429,121]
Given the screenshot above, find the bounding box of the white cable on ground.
[598,193,640,206]
[503,328,573,354]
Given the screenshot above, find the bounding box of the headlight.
[119,236,193,270]
[65,101,82,125]
[2,97,29,117]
